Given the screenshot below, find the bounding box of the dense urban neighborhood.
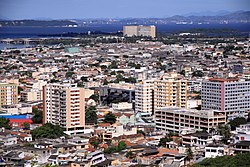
[0,24,250,167]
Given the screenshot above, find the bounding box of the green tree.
[104,113,116,125]
[118,141,127,150]
[32,108,43,124]
[18,86,23,94]
[192,70,204,77]
[65,71,74,78]
[217,125,231,143]
[137,130,146,137]
[22,122,30,130]
[109,61,118,69]
[193,153,250,167]
[85,106,97,124]
[126,151,134,159]
[180,70,185,76]
[0,117,11,129]
[158,136,172,147]
[89,94,99,102]
[185,147,194,165]
[228,117,247,131]
[31,123,65,139]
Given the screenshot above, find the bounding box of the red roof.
[9,119,33,124]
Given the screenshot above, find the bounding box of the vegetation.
[126,151,134,159]
[137,130,146,137]
[0,117,11,129]
[217,125,231,144]
[18,86,23,94]
[85,106,97,124]
[158,136,172,147]
[22,122,30,130]
[89,94,99,102]
[31,123,65,139]
[193,153,250,167]
[185,147,193,164]
[192,70,204,77]
[32,108,43,124]
[65,71,74,78]
[228,117,247,131]
[104,141,127,154]
[103,112,116,125]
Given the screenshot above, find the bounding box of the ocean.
[0,23,250,49]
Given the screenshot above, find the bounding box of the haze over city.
[0,0,250,19]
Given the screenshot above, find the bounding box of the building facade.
[43,83,85,134]
[0,83,18,109]
[155,107,226,133]
[135,81,154,116]
[154,79,188,109]
[201,78,250,115]
[123,25,156,38]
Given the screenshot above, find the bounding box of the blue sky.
[0,0,249,19]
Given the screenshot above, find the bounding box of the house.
[182,132,213,147]
[205,144,227,158]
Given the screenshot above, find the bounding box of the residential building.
[43,83,85,135]
[205,144,226,158]
[112,102,133,110]
[154,79,188,109]
[135,81,154,116]
[0,83,18,109]
[201,78,250,115]
[155,107,226,133]
[123,25,156,38]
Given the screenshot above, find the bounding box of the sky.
[0,0,250,19]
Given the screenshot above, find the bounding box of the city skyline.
[0,0,250,20]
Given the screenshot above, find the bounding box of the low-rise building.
[155,107,226,133]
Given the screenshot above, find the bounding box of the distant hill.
[0,20,77,27]
[0,11,249,27]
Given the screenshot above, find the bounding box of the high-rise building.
[154,79,188,109]
[43,83,85,135]
[0,83,18,109]
[123,25,156,38]
[201,78,250,115]
[135,81,154,116]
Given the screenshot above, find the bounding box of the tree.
[185,147,194,165]
[22,122,30,130]
[0,117,11,129]
[192,70,204,77]
[180,70,185,76]
[118,141,126,150]
[217,125,231,144]
[104,113,116,125]
[89,94,99,102]
[158,136,172,147]
[137,130,146,137]
[85,106,97,124]
[65,71,74,78]
[31,123,65,139]
[18,86,23,94]
[193,153,250,167]
[126,151,134,159]
[32,108,43,124]
[228,117,247,130]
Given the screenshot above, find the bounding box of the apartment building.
[43,83,85,135]
[0,83,18,109]
[123,25,156,38]
[154,79,188,109]
[201,78,250,115]
[155,107,226,133]
[135,81,154,116]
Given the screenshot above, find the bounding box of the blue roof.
[0,114,33,119]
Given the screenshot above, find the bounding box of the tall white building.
[123,25,156,38]
[43,82,85,135]
[201,78,250,115]
[135,81,154,117]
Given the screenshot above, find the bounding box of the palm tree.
[185,147,193,166]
